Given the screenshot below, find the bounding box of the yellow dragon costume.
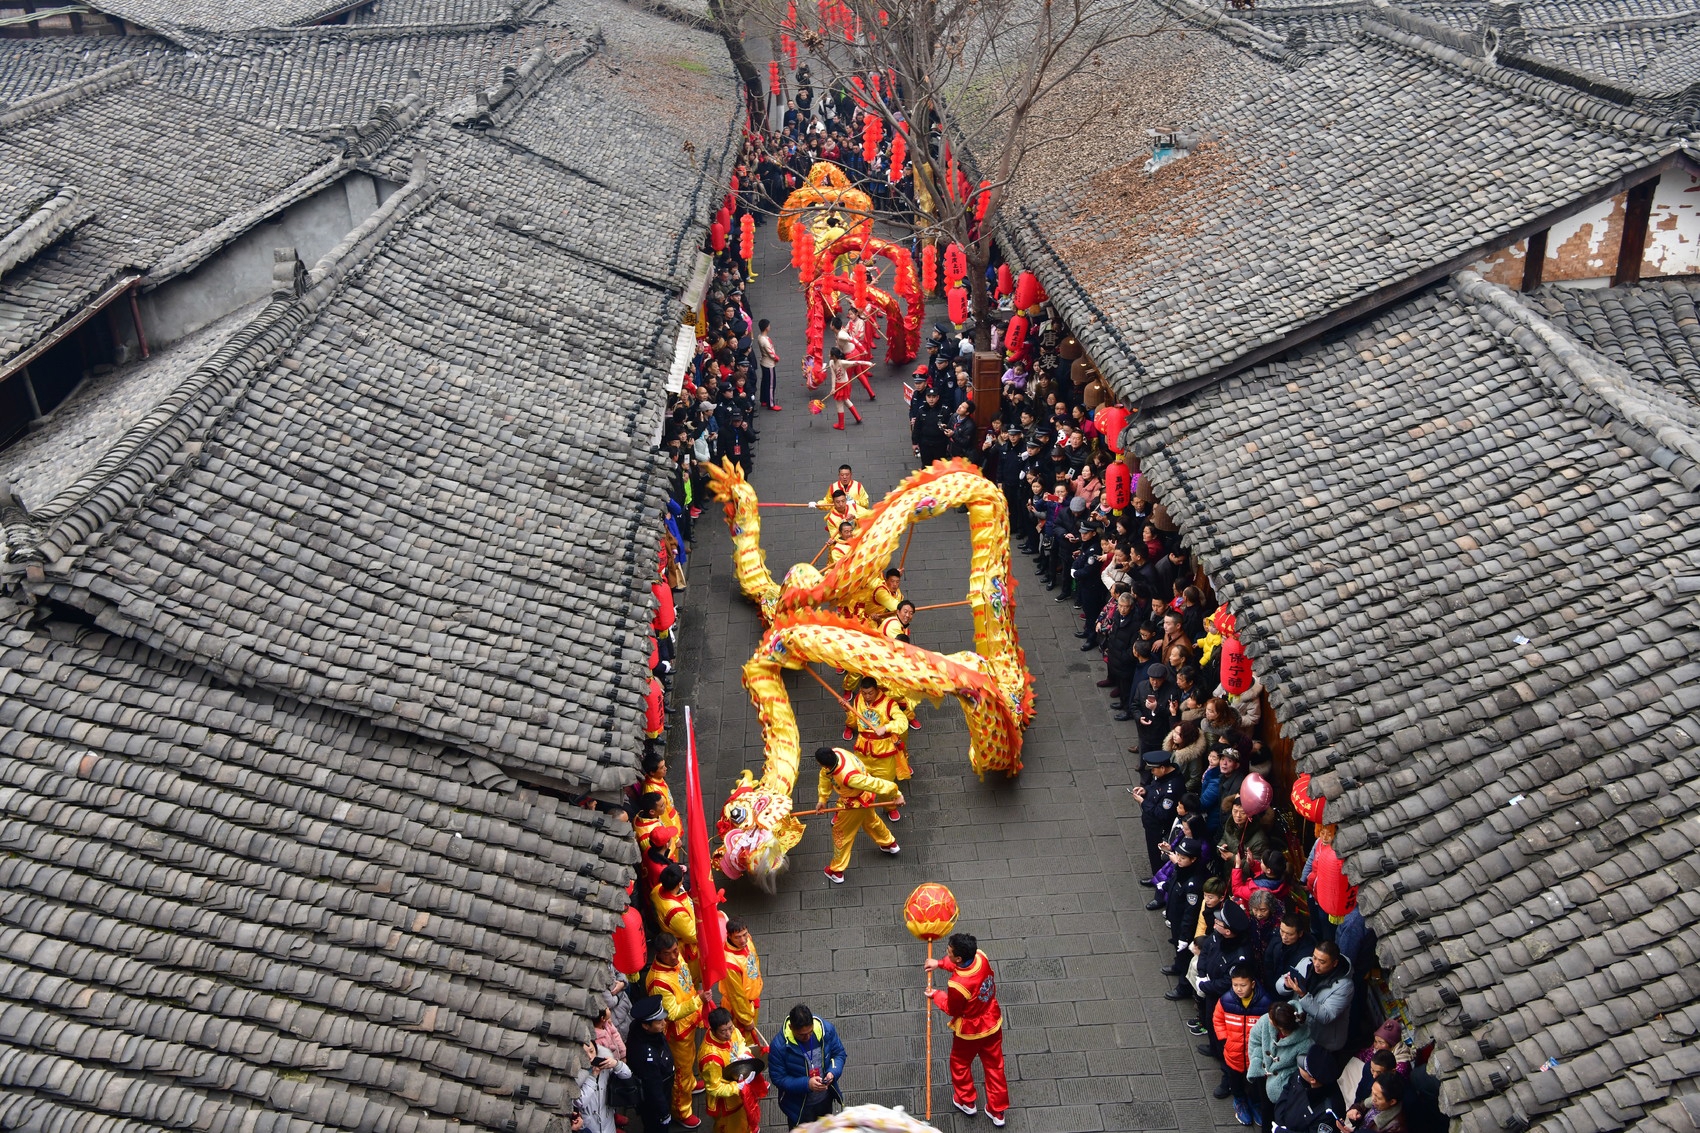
[703,458,1035,889]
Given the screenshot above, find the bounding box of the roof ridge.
[1362,8,1680,138]
[448,42,586,129]
[4,161,437,572]
[1153,0,1301,62]
[0,62,137,130]
[1452,270,1700,494]
[0,187,92,281]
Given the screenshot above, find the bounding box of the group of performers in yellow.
[636,759,767,1129]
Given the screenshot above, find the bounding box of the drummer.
[700,1006,761,1133]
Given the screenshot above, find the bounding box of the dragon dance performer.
[700,1007,768,1133]
[834,314,877,401]
[870,566,904,616]
[848,675,910,822]
[651,864,701,982]
[812,487,863,538]
[822,464,872,510]
[828,519,858,566]
[640,749,682,842]
[881,601,923,735]
[720,917,764,1048]
[634,791,682,859]
[813,745,902,884]
[926,932,1010,1128]
[646,933,706,1128]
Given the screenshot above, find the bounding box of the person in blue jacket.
[768,1003,847,1128]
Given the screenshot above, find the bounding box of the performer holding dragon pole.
[814,745,903,884]
[848,676,911,823]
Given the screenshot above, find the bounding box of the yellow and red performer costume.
[822,467,871,511]
[651,867,701,982]
[848,677,911,819]
[642,758,682,838]
[700,1010,767,1133]
[646,937,705,1124]
[814,745,902,883]
[928,936,1010,1124]
[720,922,764,1049]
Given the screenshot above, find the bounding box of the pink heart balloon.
[1240,772,1273,817]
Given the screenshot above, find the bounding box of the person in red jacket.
[925,933,1009,1127]
[1214,964,1274,1126]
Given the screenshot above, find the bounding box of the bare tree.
[743,0,1182,346]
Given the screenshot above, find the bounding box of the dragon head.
[716,771,806,893]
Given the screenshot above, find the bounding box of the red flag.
[684,707,728,989]
[902,382,915,404]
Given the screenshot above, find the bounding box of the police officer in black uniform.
[911,384,952,466]
[1161,838,1206,1000]
[625,995,676,1132]
[1133,750,1185,882]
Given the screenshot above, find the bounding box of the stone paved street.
[670,231,1249,1133]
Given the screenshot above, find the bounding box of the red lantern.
[862,114,881,163]
[957,168,970,202]
[1104,461,1131,509]
[1221,636,1254,695]
[648,635,660,671]
[784,36,797,70]
[947,285,967,324]
[869,71,881,96]
[943,244,966,287]
[995,264,1013,299]
[889,131,906,181]
[709,222,726,252]
[1291,773,1327,824]
[715,205,731,232]
[921,244,937,293]
[1096,405,1128,453]
[613,904,647,975]
[769,59,781,95]
[1004,313,1028,356]
[975,180,991,221]
[945,156,956,199]
[783,0,796,28]
[1014,270,1039,311]
[853,263,868,308]
[739,214,755,261]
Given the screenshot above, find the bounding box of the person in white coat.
[577,1042,631,1133]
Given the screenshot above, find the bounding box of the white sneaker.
[824,869,845,884]
[990,1112,1007,1127]
[878,842,901,855]
[953,1100,977,1116]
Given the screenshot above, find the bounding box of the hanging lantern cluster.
[769,59,781,99]
[798,229,817,283]
[891,246,918,307]
[975,180,991,221]
[889,130,906,182]
[921,244,938,294]
[1094,404,1129,454]
[862,113,882,164]
[739,213,755,261]
[852,262,868,308]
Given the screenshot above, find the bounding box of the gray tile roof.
[0,36,149,104]
[998,9,1688,407]
[1126,272,1700,1133]
[151,23,579,131]
[11,183,685,790]
[1531,278,1700,407]
[0,66,339,376]
[0,618,637,1130]
[83,0,368,38]
[0,7,735,1128]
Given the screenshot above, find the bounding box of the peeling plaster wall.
[1543,192,1623,284]
[1471,238,1527,287]
[1642,170,1700,279]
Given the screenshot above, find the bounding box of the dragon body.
[704,459,1034,889]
